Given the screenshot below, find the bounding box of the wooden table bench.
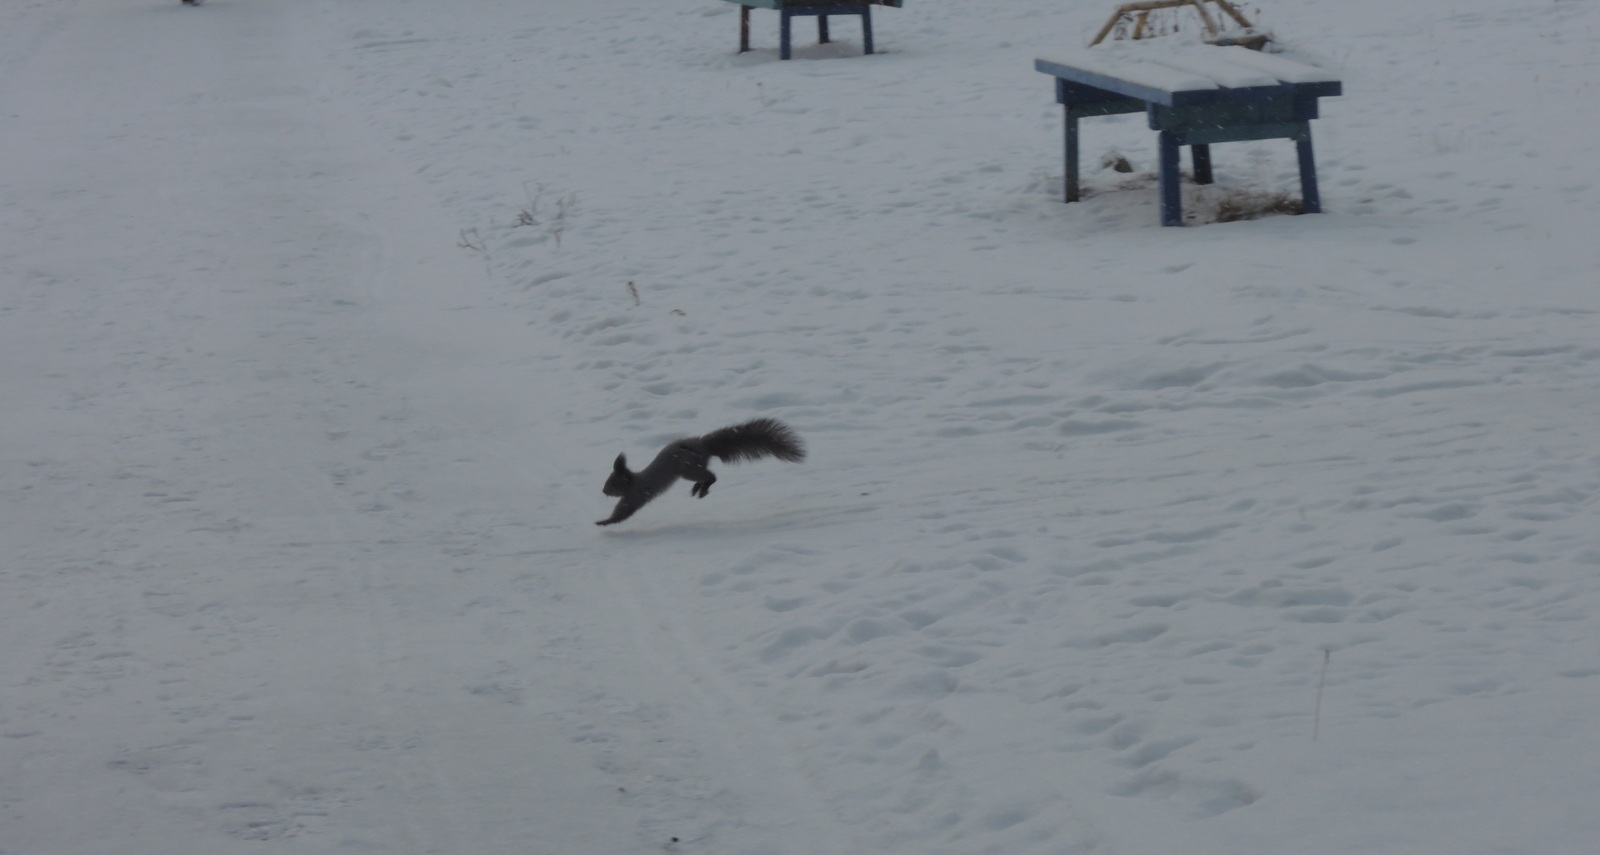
[729,0,902,61]
[1034,46,1341,226]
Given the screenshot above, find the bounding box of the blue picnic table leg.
[818,15,830,44]
[1191,144,1213,185]
[1158,131,1183,226]
[739,5,751,53]
[1063,110,1081,203]
[780,10,792,60]
[862,7,874,55]
[1296,129,1321,214]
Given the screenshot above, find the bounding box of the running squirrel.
[595,418,805,526]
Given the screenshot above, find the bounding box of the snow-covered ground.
[3,0,1598,852]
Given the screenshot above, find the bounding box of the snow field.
[3,0,1598,853]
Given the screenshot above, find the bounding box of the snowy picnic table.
[728,0,902,60]
[1035,45,1342,226]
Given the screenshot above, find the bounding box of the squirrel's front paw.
[595,519,613,526]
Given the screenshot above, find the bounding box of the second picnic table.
[729,0,902,61]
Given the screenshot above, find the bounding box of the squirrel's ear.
[613,453,628,471]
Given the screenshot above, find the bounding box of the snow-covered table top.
[1035,44,1341,107]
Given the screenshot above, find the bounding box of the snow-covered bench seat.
[728,0,902,61]
[1035,45,1342,226]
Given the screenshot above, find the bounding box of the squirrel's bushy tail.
[701,418,805,464]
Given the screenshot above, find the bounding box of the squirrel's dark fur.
[596,418,805,526]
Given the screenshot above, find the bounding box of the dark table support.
[1158,131,1182,226]
[780,6,872,60]
[1063,114,1080,203]
[1191,143,1213,185]
[1295,135,1320,214]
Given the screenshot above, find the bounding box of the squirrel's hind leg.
[680,458,716,498]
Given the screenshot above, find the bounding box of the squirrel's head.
[601,453,633,496]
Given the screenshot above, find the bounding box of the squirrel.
[595,418,805,526]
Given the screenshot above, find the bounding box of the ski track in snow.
[3,0,1599,853]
